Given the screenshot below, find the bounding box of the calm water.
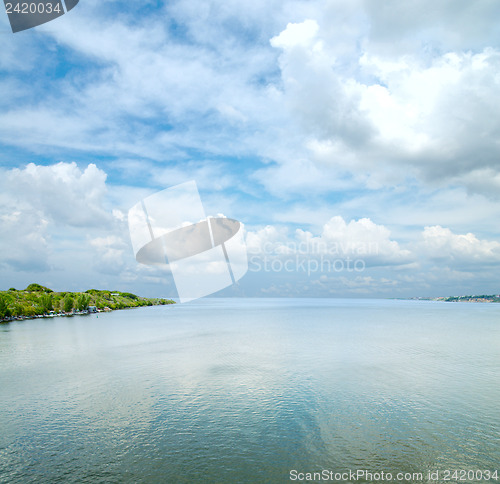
[0,298,499,483]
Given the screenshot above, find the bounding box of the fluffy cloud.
[244,217,500,296]
[0,162,112,274]
[361,49,500,181]
[419,225,500,267]
[1,1,500,297]
[267,18,500,196]
[2,1,499,200]
[247,215,412,267]
[0,162,110,226]
[0,161,181,294]
[0,2,284,161]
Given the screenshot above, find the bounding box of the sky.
[1,0,500,298]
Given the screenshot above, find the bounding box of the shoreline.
[1,304,171,323]
[0,283,175,323]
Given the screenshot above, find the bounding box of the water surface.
[1,298,499,483]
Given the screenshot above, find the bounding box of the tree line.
[0,284,174,320]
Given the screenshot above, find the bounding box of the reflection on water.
[0,299,499,483]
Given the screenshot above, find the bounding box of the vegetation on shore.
[0,283,175,322]
[438,294,500,303]
[410,294,500,303]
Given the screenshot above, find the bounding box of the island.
[0,283,175,322]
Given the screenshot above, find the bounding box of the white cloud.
[247,215,412,267]
[300,216,412,264]
[0,5,284,161]
[0,162,110,227]
[244,217,500,296]
[419,225,500,267]
[0,162,114,275]
[270,19,320,49]
[1,1,500,297]
[3,2,498,201]
[266,17,500,197]
[360,49,500,177]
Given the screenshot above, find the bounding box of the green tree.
[63,295,74,313]
[76,294,90,311]
[40,294,53,313]
[0,296,11,319]
[22,304,36,317]
[11,304,23,317]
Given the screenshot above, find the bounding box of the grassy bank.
[0,283,175,322]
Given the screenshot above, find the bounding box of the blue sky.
[1,0,500,298]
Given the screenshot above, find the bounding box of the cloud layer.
[1,1,500,296]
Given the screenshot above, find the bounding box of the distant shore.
[408,294,500,303]
[0,283,175,323]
